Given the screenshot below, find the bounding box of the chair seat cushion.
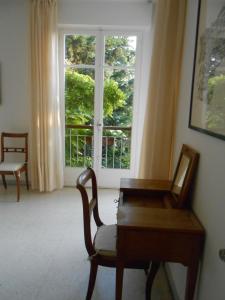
[0,162,25,172]
[94,224,117,257]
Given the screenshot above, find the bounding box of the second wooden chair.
[0,132,29,201]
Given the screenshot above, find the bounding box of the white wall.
[0,0,29,133]
[168,1,225,299]
[58,0,151,27]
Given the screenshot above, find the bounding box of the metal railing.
[65,125,131,169]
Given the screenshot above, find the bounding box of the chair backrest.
[1,132,28,163]
[170,144,199,209]
[76,167,104,257]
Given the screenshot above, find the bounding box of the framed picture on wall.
[189,0,225,141]
[0,63,1,104]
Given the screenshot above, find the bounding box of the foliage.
[65,35,136,67]
[65,35,95,65]
[105,36,136,66]
[65,69,126,125]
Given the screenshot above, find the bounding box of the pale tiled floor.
[0,186,173,300]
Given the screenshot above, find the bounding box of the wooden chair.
[76,167,149,300]
[0,132,29,201]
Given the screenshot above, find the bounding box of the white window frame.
[59,26,147,187]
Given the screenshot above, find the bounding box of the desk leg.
[146,261,160,300]
[116,262,124,300]
[185,261,199,300]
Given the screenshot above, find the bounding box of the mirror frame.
[171,144,199,209]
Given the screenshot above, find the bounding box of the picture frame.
[0,63,1,104]
[189,0,225,141]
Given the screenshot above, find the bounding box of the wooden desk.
[116,179,205,300]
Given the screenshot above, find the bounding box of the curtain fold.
[30,0,63,191]
[139,0,187,180]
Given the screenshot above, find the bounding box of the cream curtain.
[30,0,63,191]
[139,0,187,180]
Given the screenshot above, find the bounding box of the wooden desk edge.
[120,178,172,192]
[117,207,205,236]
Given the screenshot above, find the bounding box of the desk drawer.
[117,228,203,265]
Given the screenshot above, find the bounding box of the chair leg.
[1,175,7,189]
[15,172,20,202]
[86,261,98,300]
[25,170,29,190]
[145,261,160,300]
[116,262,124,300]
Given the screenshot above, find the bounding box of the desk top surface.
[120,178,172,191]
[117,206,205,235]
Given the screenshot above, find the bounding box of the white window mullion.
[64,64,96,69]
[129,33,143,176]
[93,32,104,172]
[97,31,105,173]
[103,65,135,71]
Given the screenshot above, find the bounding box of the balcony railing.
[65,125,131,169]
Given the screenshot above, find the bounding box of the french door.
[60,29,142,187]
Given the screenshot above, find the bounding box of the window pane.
[65,67,94,168]
[65,67,95,126]
[103,69,134,127]
[65,127,94,168]
[65,35,96,65]
[102,69,134,169]
[105,36,136,67]
[101,129,131,169]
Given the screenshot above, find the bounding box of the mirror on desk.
[170,144,199,209]
[171,154,190,196]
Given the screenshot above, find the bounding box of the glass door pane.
[102,35,136,170]
[105,35,137,66]
[64,35,96,168]
[65,35,96,65]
